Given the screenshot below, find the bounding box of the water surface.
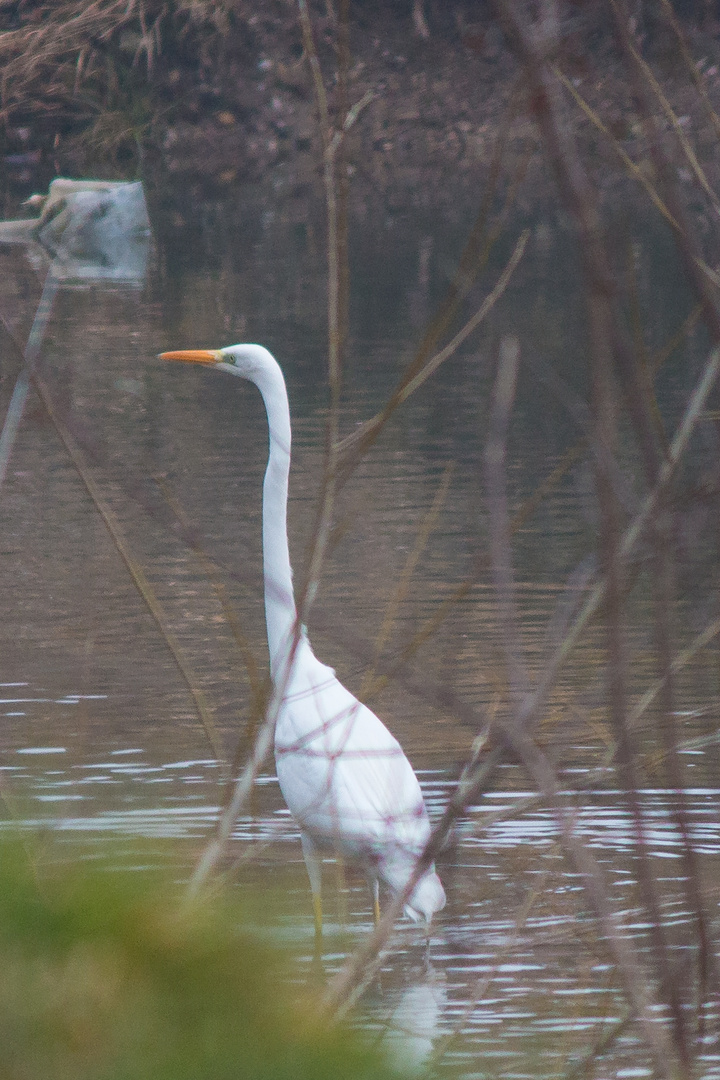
[0,187,718,1076]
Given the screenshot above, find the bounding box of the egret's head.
[159,343,275,381]
[404,871,446,925]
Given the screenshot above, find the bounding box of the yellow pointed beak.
[159,349,222,364]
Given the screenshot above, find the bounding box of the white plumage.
[161,343,445,933]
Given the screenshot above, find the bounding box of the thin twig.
[611,1,720,348]
[657,0,720,143]
[489,6,717,1072]
[0,274,226,767]
[562,1011,635,1080]
[628,615,720,731]
[484,334,527,705]
[477,213,676,1073]
[320,742,506,1021]
[336,81,530,473]
[431,875,544,1065]
[187,0,363,894]
[607,0,720,217]
[0,269,59,494]
[153,475,270,795]
[361,463,454,699]
[32,373,227,765]
[336,229,530,477]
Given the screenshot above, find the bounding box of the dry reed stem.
[360,464,454,699]
[575,55,689,1060]
[0,270,226,765]
[479,256,678,1075]
[484,335,527,703]
[295,0,367,615]
[554,68,720,291]
[611,10,720,1015]
[628,615,720,731]
[612,7,720,349]
[186,623,307,897]
[431,873,544,1064]
[510,217,720,735]
[360,290,691,707]
[152,476,270,796]
[608,0,720,217]
[321,331,718,1026]
[353,290,707,752]
[626,245,669,451]
[607,7,719,1021]
[0,267,57,491]
[336,82,530,473]
[33,376,227,763]
[153,477,266,711]
[650,506,713,1040]
[562,1012,635,1080]
[186,0,368,896]
[599,18,720,1012]
[658,0,720,143]
[489,3,720,1071]
[320,738,506,1020]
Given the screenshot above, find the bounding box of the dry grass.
[0,0,244,125]
[0,2,156,115]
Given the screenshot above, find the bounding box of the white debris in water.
[16,746,66,755]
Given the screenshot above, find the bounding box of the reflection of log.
[0,178,151,283]
[0,219,37,243]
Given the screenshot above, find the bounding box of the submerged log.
[0,178,151,283]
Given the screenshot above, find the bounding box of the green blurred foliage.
[0,838,400,1080]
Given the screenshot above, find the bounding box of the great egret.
[161,344,446,935]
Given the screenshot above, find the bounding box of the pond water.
[0,183,719,1077]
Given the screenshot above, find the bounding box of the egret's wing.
[276,669,429,854]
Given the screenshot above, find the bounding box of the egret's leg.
[371,876,381,926]
[300,832,323,938]
[312,893,323,939]
[334,852,348,927]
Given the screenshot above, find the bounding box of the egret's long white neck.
[252,359,298,681]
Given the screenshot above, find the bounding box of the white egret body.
[161,344,446,932]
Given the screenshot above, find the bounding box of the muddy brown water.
[0,189,719,1077]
